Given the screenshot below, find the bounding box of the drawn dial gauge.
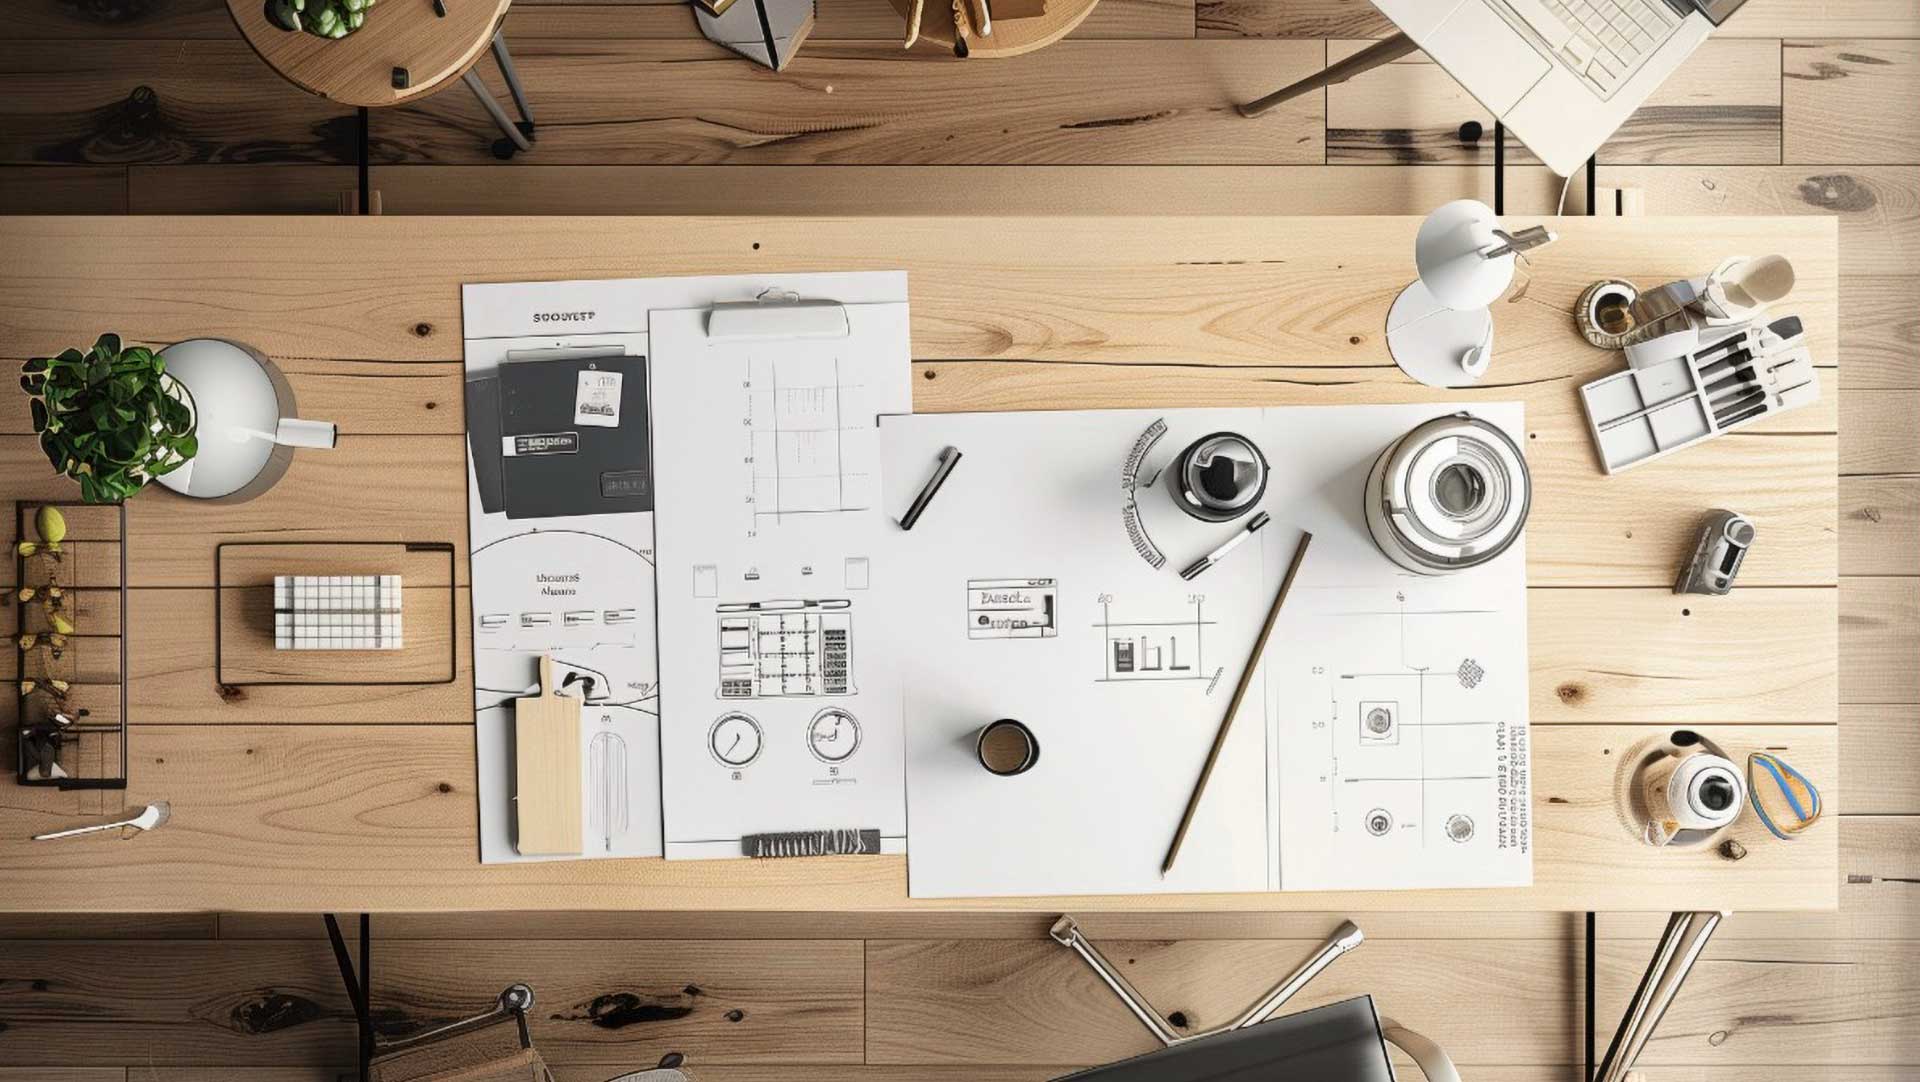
[807,708,861,763]
[709,712,763,767]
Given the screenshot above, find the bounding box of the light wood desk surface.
[0,215,1837,914]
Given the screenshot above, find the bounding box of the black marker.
[1180,511,1270,581]
[1713,390,1766,427]
[900,446,962,530]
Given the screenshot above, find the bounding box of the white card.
[575,369,623,427]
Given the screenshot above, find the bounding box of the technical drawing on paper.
[968,578,1058,639]
[1285,593,1519,858]
[807,707,862,763]
[708,711,764,767]
[1120,417,1171,569]
[648,296,910,860]
[1093,594,1220,685]
[716,600,855,698]
[743,353,877,531]
[588,730,629,853]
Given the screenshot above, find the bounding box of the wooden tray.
[214,541,458,687]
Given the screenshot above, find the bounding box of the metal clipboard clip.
[706,288,851,340]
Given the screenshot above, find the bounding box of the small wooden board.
[512,654,582,856]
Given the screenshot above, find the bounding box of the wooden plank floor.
[1,0,1914,1077]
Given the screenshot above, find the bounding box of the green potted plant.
[266,0,379,39]
[20,334,198,503]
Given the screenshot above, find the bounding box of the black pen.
[900,446,962,530]
[1702,365,1756,398]
[1718,400,1770,428]
[1180,511,1270,581]
[1713,389,1766,427]
[1696,348,1752,383]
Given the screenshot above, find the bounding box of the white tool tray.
[1580,317,1819,474]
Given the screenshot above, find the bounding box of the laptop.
[1374,0,1747,175]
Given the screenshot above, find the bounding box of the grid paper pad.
[274,574,404,650]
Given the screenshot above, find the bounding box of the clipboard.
[707,290,853,340]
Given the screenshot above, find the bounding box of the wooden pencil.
[1160,529,1312,877]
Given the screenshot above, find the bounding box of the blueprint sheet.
[649,298,913,859]
[878,404,1532,898]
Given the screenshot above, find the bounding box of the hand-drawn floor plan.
[1267,584,1530,892]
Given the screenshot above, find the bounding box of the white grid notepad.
[274,575,404,650]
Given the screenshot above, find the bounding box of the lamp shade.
[155,339,336,501]
[1413,199,1516,311]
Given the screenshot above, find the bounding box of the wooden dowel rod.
[1160,529,1312,877]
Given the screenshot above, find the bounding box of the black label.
[601,469,651,498]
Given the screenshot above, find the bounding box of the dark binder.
[493,354,653,520]
[464,374,505,515]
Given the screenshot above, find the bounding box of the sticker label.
[968,578,1058,639]
[505,432,579,456]
[600,468,651,499]
[575,369,623,427]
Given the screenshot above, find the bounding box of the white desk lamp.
[155,338,337,501]
[1386,199,1555,388]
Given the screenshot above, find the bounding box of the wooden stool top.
[887,0,1101,57]
[228,0,512,107]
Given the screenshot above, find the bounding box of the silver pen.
[1180,511,1270,581]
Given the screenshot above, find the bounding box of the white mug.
[1699,254,1794,325]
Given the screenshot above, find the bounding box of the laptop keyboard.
[1497,0,1682,96]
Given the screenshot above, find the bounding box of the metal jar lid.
[1365,414,1530,574]
[1169,432,1269,523]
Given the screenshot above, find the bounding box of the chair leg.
[490,32,535,131]
[1050,915,1364,1046]
[464,68,533,159]
[1238,32,1420,118]
[322,913,375,1082]
[1593,911,1728,1082]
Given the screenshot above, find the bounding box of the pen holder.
[1579,316,1820,474]
[1575,279,1639,350]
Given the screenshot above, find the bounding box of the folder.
[479,349,654,520]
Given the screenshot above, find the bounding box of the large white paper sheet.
[880,404,1532,898]
[463,271,908,864]
[463,326,664,865]
[649,300,914,859]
